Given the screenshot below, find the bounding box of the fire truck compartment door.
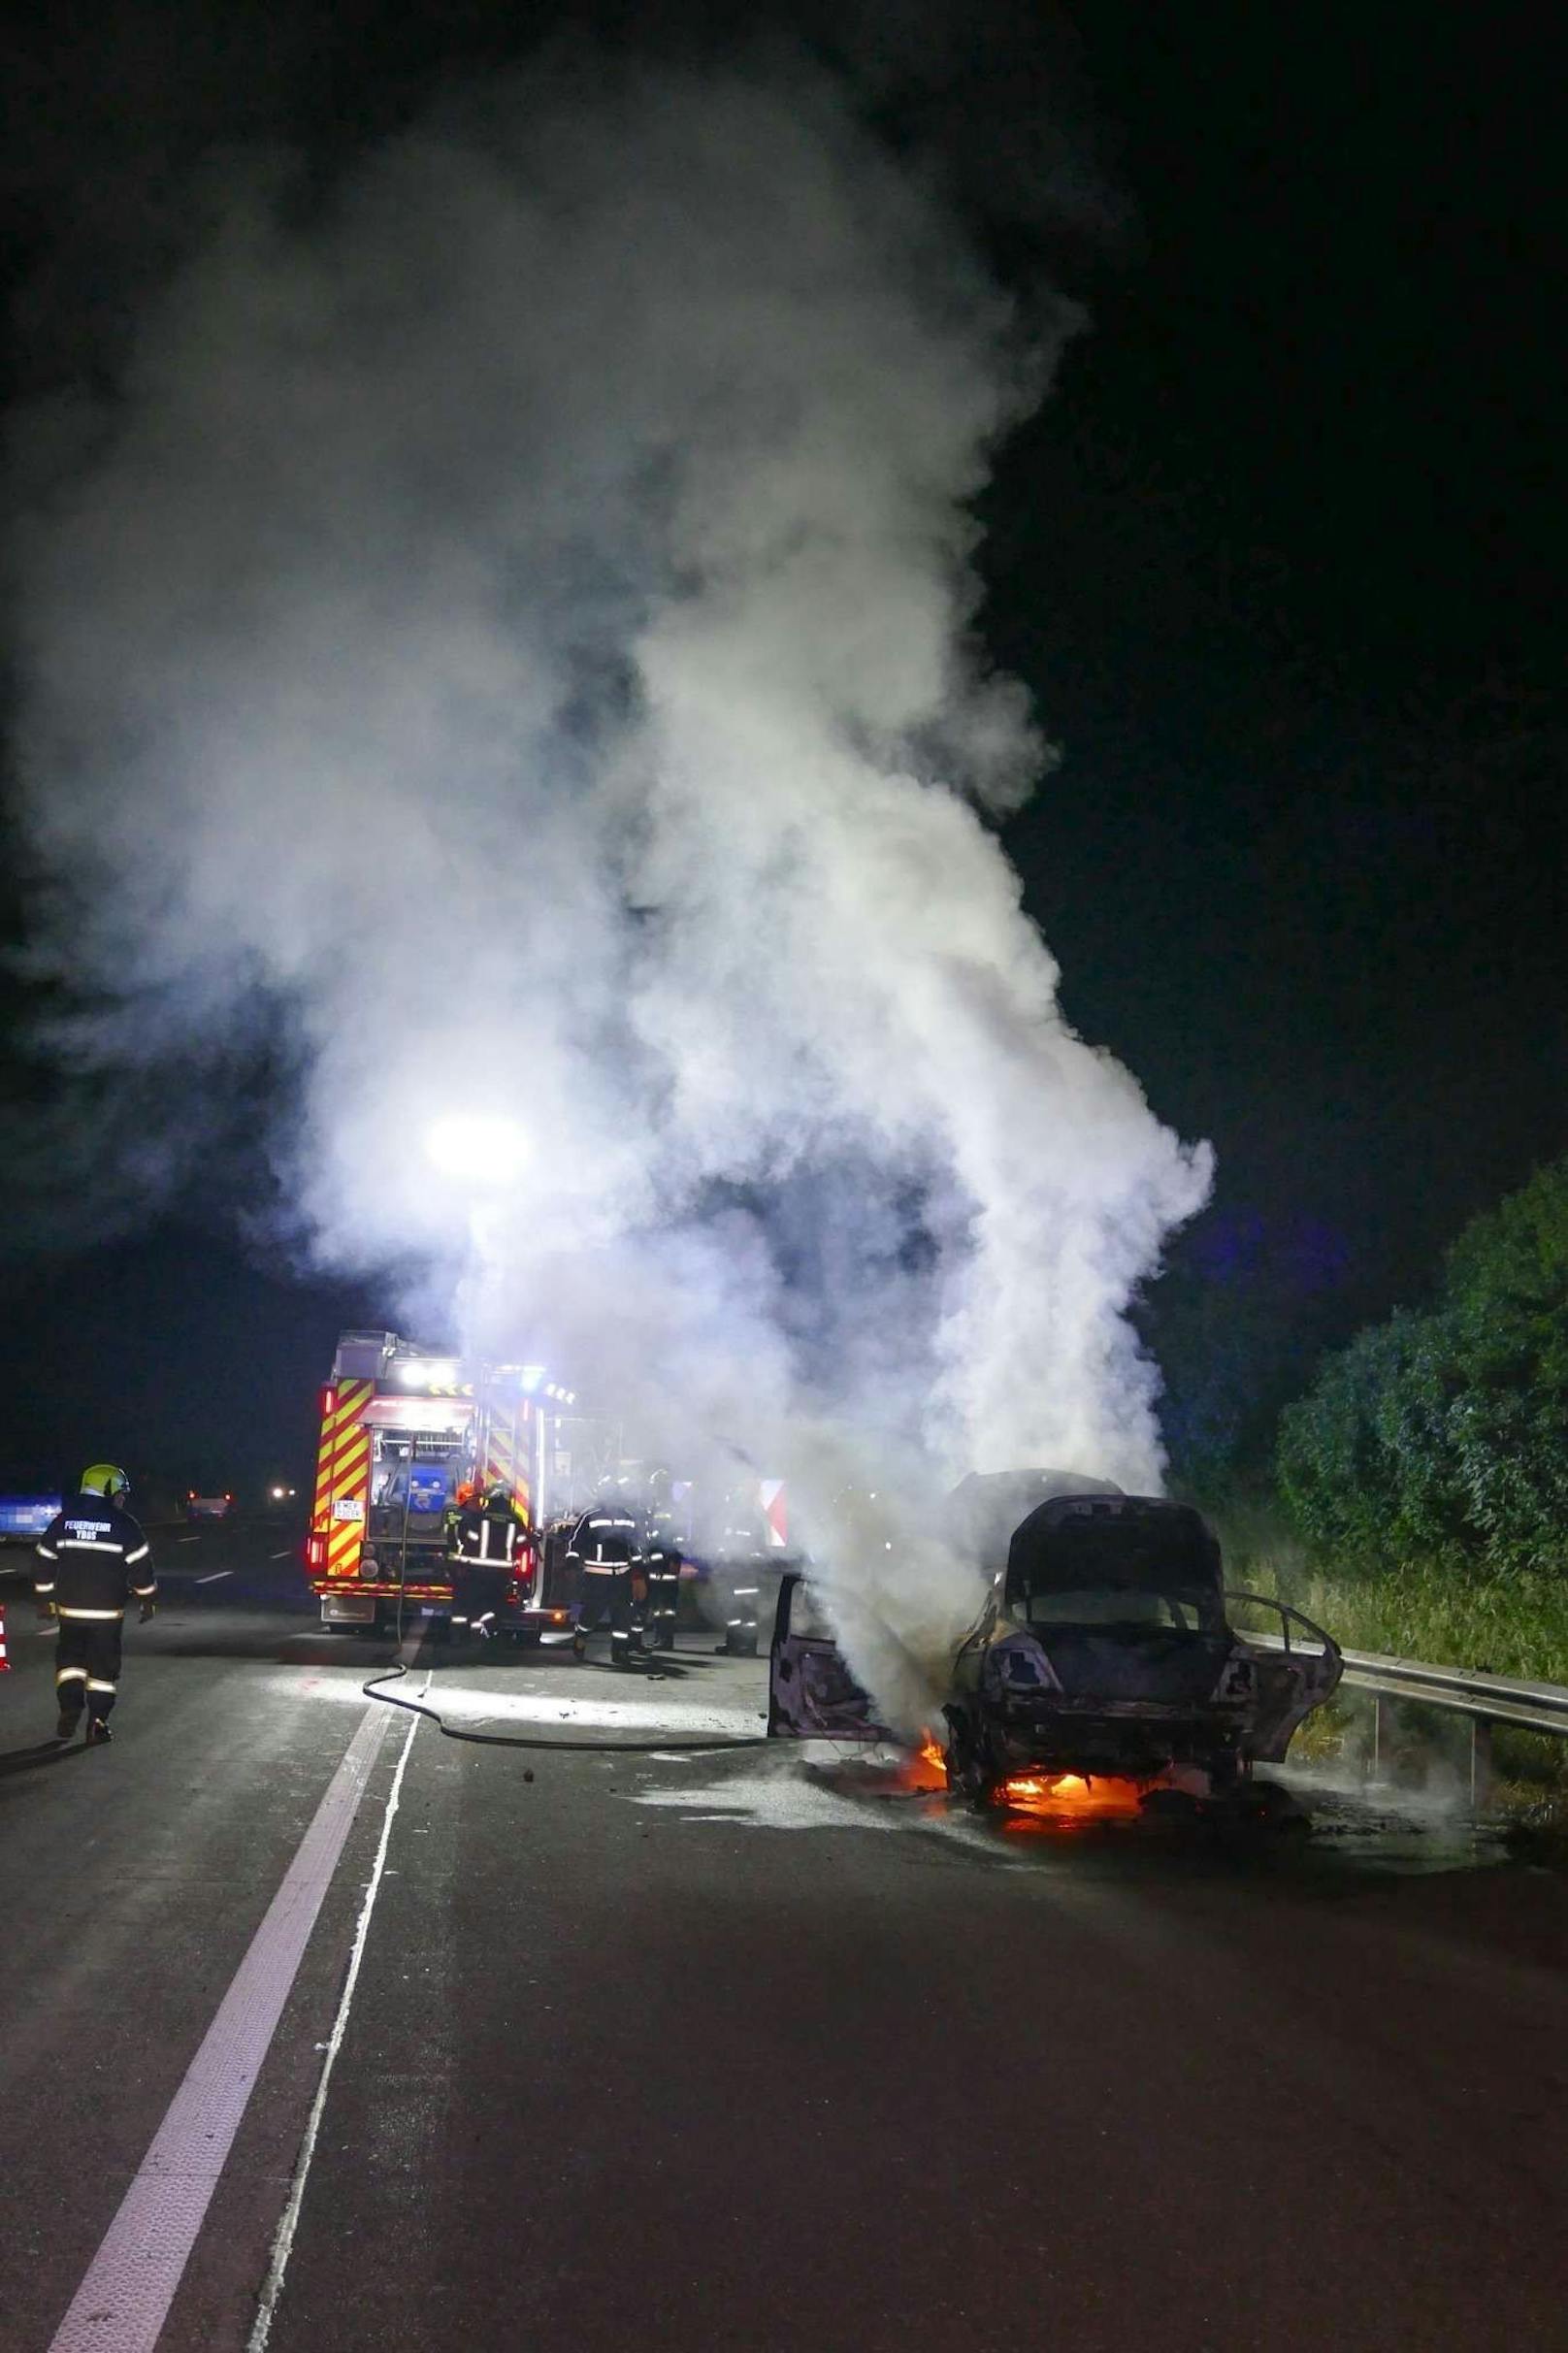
[768,1572,893,1741]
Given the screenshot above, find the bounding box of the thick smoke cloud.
[8,51,1211,1721]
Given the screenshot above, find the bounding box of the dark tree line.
[1275,1160,1568,1568]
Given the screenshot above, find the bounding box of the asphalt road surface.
[1,1521,1565,2353]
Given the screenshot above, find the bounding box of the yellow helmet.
[80,1462,130,1498]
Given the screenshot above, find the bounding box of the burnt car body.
[768,1474,1342,1808]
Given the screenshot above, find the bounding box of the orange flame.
[897,1734,949,1792]
[897,1737,1158,1824]
[996,1771,1146,1821]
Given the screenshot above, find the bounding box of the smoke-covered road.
[1,1534,1564,2351]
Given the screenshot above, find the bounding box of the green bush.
[1276,1159,1568,1577]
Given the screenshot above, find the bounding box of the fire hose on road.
[361,1653,779,1755]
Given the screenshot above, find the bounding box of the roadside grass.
[1199,1488,1568,1808]
[1203,1490,1568,1683]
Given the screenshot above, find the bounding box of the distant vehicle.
[185,1491,236,1520]
[0,1487,64,1545]
[307,1331,554,1635]
[265,1484,299,1505]
[768,1473,1342,1818]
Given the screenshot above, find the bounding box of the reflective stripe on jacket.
[35,1497,156,1617]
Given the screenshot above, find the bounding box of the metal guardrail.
[1243,1624,1568,1809]
[1333,1647,1568,1741]
[1244,1624,1568,1740]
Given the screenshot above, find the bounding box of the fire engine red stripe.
[323,1431,371,1487]
[320,1448,371,1501]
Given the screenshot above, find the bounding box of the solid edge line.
[247,1696,421,2351]
[47,1707,390,2353]
[44,1632,425,2353]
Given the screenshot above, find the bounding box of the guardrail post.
[1369,1690,1385,1781]
[1470,1717,1493,1814]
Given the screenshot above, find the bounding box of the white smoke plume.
[7,50,1211,1724]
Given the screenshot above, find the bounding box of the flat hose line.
[361,1656,779,1753]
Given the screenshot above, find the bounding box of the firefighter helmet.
[80,1462,130,1498]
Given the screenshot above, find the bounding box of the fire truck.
[307,1330,578,1639]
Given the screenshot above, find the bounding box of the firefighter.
[34,1464,156,1746]
[568,1488,645,1668]
[450,1482,523,1639]
[442,1479,476,1558]
[642,1465,682,1652]
[711,1487,770,1656]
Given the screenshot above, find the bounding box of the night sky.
[1,2,1561,1491]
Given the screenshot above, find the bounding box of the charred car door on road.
[768,1574,893,1742]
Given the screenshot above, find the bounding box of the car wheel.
[1139,1786,1203,1830]
[1228,1779,1309,1837]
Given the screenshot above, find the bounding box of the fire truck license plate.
[323,1594,376,1622]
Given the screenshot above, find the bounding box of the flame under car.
[768,1475,1342,1815]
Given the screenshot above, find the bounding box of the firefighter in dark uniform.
[450,1484,524,1640]
[712,1487,770,1656]
[642,1465,682,1652]
[34,1463,156,1745]
[568,1489,645,1668]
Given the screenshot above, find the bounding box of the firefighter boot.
[55,1706,80,1741]
[87,1718,114,1746]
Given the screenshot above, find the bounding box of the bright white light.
[424,1115,530,1188]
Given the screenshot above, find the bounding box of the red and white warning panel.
[760,1479,789,1548]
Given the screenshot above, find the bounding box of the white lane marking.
[247,1693,423,2350]
[269,1550,294,1561]
[178,1535,202,1546]
[46,1691,404,2353]
[195,1569,234,1585]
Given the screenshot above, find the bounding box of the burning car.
[768,1472,1342,1816]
